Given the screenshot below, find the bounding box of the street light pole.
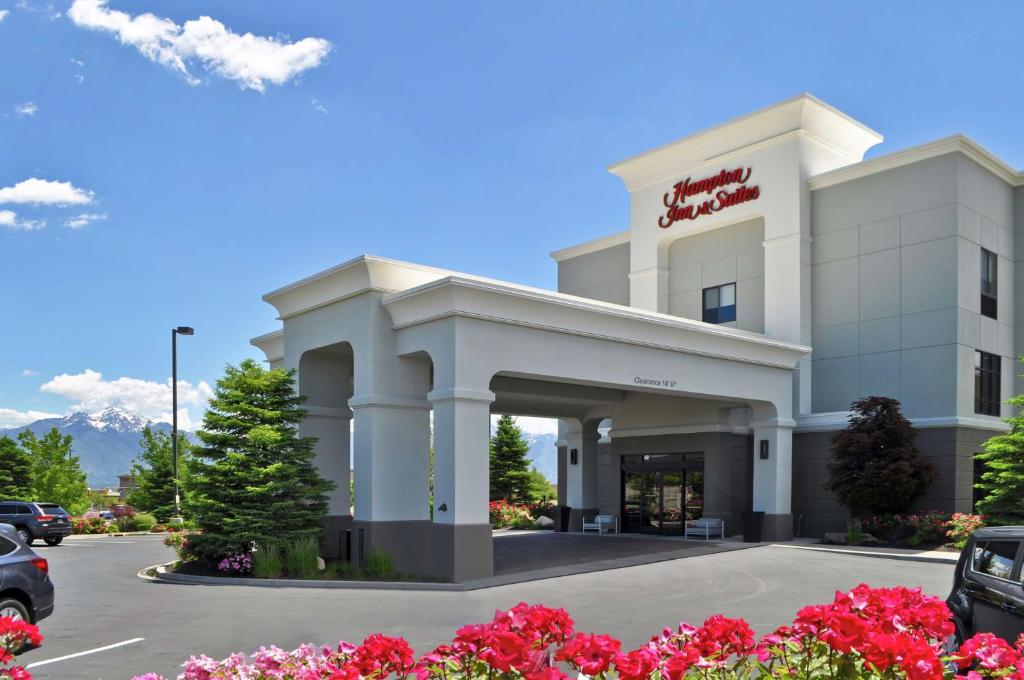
[171,326,194,525]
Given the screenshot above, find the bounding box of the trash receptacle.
[741,511,765,543]
[557,506,572,532]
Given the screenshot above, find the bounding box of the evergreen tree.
[489,415,532,502]
[128,427,191,522]
[187,359,334,563]
[17,428,89,514]
[826,396,936,517]
[0,436,32,499]
[975,378,1024,524]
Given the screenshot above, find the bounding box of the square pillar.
[563,422,600,531]
[349,394,432,573]
[301,405,353,558]
[751,419,795,540]
[428,387,494,582]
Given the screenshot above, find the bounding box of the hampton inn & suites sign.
[657,166,760,229]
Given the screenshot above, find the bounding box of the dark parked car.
[0,502,72,546]
[0,522,54,639]
[947,526,1024,643]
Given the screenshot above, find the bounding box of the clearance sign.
[658,167,760,229]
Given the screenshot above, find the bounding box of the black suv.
[0,502,72,546]
[947,526,1024,643]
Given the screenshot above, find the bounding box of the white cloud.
[75,73,85,84]
[64,212,107,229]
[0,209,46,231]
[13,101,37,116]
[0,178,94,205]
[68,0,331,92]
[21,369,40,377]
[0,408,61,429]
[70,57,84,66]
[311,98,327,114]
[40,368,213,430]
[0,10,9,21]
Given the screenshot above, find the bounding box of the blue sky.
[2,1,1023,431]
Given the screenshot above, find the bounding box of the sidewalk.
[772,538,960,565]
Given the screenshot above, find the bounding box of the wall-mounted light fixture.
[438,503,448,512]
[759,439,770,460]
[570,448,578,465]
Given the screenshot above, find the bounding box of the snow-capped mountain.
[524,432,557,483]
[0,408,173,487]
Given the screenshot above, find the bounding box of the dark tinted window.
[702,283,736,324]
[0,504,16,514]
[37,504,67,515]
[981,248,998,320]
[975,351,1001,416]
[0,535,15,556]
[973,540,1019,580]
[15,505,31,514]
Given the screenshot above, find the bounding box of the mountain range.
[0,408,559,488]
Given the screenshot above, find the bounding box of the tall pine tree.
[128,427,191,522]
[0,436,32,500]
[826,396,936,518]
[17,428,89,514]
[489,415,532,503]
[975,376,1024,524]
[187,359,334,563]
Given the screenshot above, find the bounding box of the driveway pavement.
[19,534,956,680]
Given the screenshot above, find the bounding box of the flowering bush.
[489,500,536,529]
[1,615,43,679]
[163,532,195,561]
[217,552,253,576]
[862,511,950,545]
[71,516,108,535]
[134,585,1024,680]
[947,513,987,549]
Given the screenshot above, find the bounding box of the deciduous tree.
[17,428,89,514]
[826,396,936,518]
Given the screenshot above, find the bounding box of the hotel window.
[981,248,998,319]
[702,283,736,324]
[975,350,1001,416]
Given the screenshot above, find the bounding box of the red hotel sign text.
[658,167,760,229]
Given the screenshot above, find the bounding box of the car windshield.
[37,504,68,515]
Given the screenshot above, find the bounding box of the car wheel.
[44,536,63,546]
[14,527,33,545]
[0,598,32,653]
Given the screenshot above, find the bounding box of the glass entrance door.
[621,454,704,535]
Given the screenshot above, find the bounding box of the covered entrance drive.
[621,454,704,535]
[253,256,809,583]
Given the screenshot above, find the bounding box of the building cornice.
[549,230,630,263]
[382,275,810,370]
[250,329,284,364]
[796,411,1011,433]
[808,134,1024,190]
[610,424,752,438]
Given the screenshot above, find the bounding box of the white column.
[751,418,795,515]
[564,424,599,509]
[763,233,813,415]
[301,405,352,517]
[429,387,494,525]
[628,267,669,313]
[349,395,431,521]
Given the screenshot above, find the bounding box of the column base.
[429,523,493,582]
[351,519,432,575]
[321,514,353,559]
[761,513,794,541]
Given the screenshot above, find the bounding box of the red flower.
[954,632,1019,670]
[613,645,659,680]
[661,646,702,680]
[352,634,415,677]
[556,633,621,675]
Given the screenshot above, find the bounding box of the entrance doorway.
[621,453,704,535]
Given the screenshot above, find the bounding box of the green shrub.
[134,513,157,531]
[283,537,320,579]
[162,531,196,561]
[363,547,392,580]
[253,542,283,578]
[336,560,356,579]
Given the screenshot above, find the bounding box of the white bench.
[582,514,618,534]
[684,517,725,540]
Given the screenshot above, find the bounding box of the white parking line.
[25,637,145,668]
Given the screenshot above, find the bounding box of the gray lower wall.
[792,426,999,538]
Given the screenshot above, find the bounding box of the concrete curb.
[146,541,767,591]
[772,543,960,565]
[67,531,166,539]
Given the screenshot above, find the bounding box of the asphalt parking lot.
[19,535,956,680]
